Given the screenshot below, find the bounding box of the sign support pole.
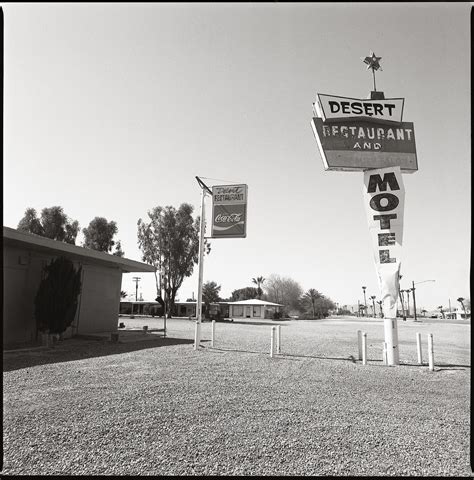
[383,317,399,365]
[194,177,211,350]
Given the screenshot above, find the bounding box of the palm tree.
[370,296,376,317]
[377,300,383,318]
[302,288,321,318]
[457,297,467,318]
[252,276,265,299]
[438,305,445,319]
[362,286,367,316]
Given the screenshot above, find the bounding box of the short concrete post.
[383,342,388,365]
[416,332,423,365]
[211,320,215,347]
[362,332,367,365]
[357,330,363,360]
[194,321,199,351]
[276,325,281,354]
[270,326,276,357]
[428,333,434,371]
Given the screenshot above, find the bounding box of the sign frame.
[211,184,248,239]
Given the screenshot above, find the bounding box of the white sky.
[3,3,471,312]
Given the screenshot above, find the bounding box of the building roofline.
[226,299,284,306]
[3,226,156,273]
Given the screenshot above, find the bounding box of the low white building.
[3,226,155,346]
[227,299,284,320]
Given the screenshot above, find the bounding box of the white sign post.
[194,178,211,350]
[363,166,405,365]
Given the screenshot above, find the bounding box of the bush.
[34,256,82,334]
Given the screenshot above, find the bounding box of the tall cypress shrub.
[34,257,82,335]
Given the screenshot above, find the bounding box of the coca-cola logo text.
[215,213,243,223]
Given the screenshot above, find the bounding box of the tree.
[438,305,445,319]
[137,203,210,317]
[113,240,125,257]
[457,297,467,317]
[17,208,43,235]
[301,289,336,319]
[370,295,377,317]
[251,276,266,299]
[120,290,128,299]
[18,206,80,244]
[377,300,384,318]
[263,274,303,312]
[82,217,120,253]
[301,288,322,318]
[230,287,259,302]
[34,257,82,335]
[202,281,221,317]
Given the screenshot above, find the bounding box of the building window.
[253,306,261,317]
[234,306,243,316]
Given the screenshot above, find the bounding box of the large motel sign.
[311,52,418,366]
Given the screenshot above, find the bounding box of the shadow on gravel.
[400,362,470,369]
[226,320,291,326]
[207,347,353,363]
[3,337,195,372]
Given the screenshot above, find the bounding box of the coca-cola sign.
[211,184,248,238]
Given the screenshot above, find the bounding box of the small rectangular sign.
[316,94,404,124]
[211,184,248,238]
[311,117,418,172]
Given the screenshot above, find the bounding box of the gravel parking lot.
[2,316,471,476]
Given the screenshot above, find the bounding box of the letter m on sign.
[367,172,400,193]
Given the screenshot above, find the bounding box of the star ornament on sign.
[363,51,382,71]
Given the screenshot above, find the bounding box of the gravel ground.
[2,316,471,476]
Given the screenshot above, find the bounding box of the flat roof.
[3,226,156,273]
[226,299,284,306]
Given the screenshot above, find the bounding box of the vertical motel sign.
[211,184,248,238]
[311,75,417,366]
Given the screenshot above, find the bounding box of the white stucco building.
[227,299,284,319]
[3,226,155,347]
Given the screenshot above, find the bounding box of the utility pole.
[412,282,417,322]
[132,277,141,302]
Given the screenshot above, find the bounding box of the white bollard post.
[270,326,276,357]
[276,325,281,354]
[383,317,400,365]
[416,332,423,365]
[383,342,388,365]
[194,321,199,351]
[362,332,367,365]
[428,333,434,371]
[211,320,215,348]
[357,330,362,360]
